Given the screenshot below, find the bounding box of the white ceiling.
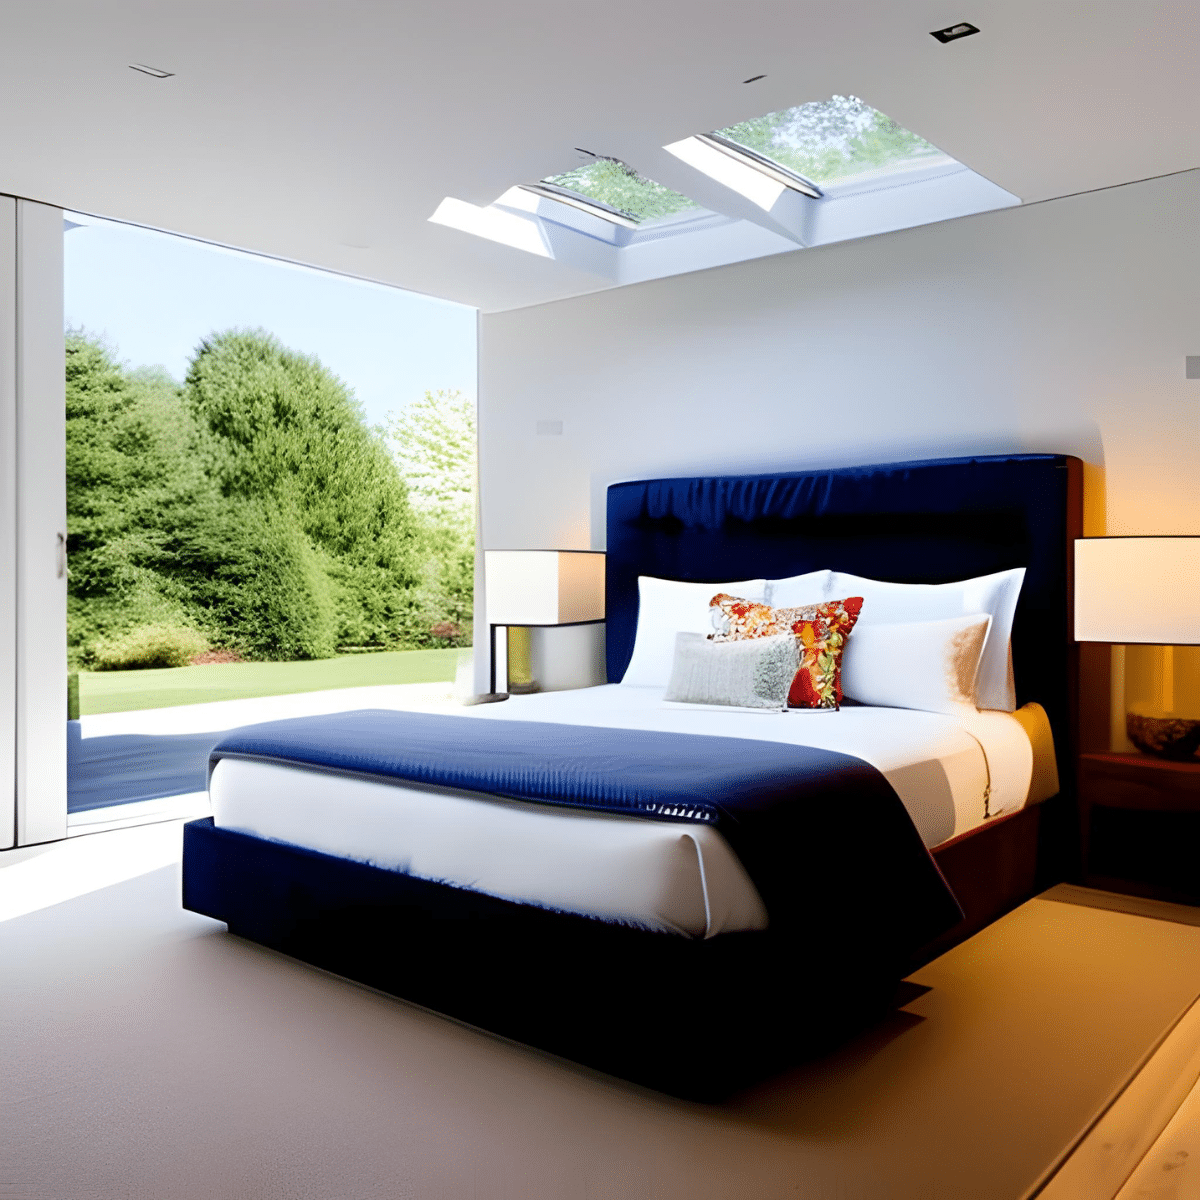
[1,0,1195,313]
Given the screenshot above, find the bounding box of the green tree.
[385,389,475,519]
[67,328,447,665]
[184,329,425,655]
[384,389,476,643]
[65,331,214,664]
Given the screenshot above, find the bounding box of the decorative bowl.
[1126,713,1200,760]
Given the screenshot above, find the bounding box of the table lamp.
[476,550,605,702]
[1075,536,1200,757]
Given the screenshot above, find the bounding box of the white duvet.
[210,684,1036,939]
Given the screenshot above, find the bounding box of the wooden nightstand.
[1078,752,1200,901]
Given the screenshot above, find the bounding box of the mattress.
[210,684,1050,939]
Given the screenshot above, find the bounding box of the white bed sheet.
[210,684,1035,940]
[210,757,768,938]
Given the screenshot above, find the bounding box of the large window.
[64,215,477,827]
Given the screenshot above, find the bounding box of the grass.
[78,648,464,715]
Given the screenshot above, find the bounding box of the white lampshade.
[1075,537,1200,643]
[484,550,605,626]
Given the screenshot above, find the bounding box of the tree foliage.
[66,332,214,657]
[385,389,475,519]
[541,98,940,224]
[718,96,942,185]
[185,330,425,653]
[545,157,698,223]
[67,329,473,666]
[384,389,475,644]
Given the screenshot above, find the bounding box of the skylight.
[535,157,699,225]
[710,95,951,188]
[429,95,1018,287]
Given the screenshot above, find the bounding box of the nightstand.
[1078,752,1200,901]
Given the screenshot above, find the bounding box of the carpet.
[4,845,1200,1199]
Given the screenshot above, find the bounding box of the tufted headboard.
[606,453,1083,759]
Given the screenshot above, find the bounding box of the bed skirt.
[182,817,902,1099]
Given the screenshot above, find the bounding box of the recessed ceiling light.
[129,63,174,79]
[930,21,979,43]
[743,74,766,84]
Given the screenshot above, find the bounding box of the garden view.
[68,329,474,703]
[65,215,477,816]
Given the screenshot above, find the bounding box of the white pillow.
[621,576,768,688]
[828,568,1025,711]
[766,570,832,608]
[842,613,992,715]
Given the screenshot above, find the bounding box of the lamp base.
[462,692,510,706]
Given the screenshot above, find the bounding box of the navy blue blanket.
[210,709,962,957]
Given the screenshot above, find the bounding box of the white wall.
[479,169,1200,558]
[474,168,1200,690]
[0,197,15,848]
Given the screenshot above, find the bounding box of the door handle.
[56,531,65,579]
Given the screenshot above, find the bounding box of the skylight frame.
[517,182,640,229]
[537,154,702,228]
[497,184,728,252]
[693,132,824,199]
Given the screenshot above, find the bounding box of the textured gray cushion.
[663,632,800,710]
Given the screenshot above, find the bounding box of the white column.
[15,198,66,846]
[0,196,16,850]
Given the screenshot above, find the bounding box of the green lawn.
[79,648,464,715]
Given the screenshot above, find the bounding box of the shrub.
[189,649,244,665]
[92,623,210,671]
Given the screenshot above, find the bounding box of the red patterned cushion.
[709,593,863,709]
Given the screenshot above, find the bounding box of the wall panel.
[15,199,65,846]
[475,171,1200,680]
[0,197,15,850]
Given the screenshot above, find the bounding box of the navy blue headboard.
[606,453,1082,755]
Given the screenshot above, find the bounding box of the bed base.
[183,817,908,1099]
[920,798,1054,965]
[182,798,1053,1098]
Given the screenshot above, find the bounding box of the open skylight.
[711,96,951,189]
[531,156,699,226]
[429,94,1018,289]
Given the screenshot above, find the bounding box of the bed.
[182,452,1082,1097]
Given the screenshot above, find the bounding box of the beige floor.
[3,827,1200,1200]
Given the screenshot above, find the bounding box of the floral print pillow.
[708,593,864,709]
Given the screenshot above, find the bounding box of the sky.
[63,214,477,430]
